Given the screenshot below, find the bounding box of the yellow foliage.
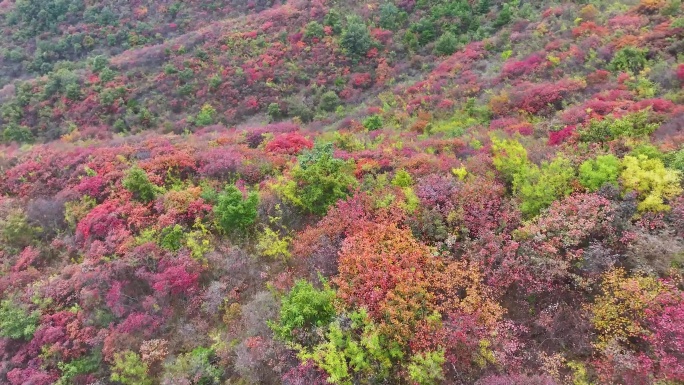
[186,219,212,261]
[621,155,682,212]
[590,269,666,350]
[257,227,291,261]
[451,167,468,181]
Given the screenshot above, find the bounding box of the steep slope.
[1,1,684,385]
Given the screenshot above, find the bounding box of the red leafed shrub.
[506,121,534,136]
[197,147,245,179]
[152,256,202,297]
[371,28,393,45]
[76,200,125,242]
[572,21,608,37]
[437,99,455,110]
[631,98,675,113]
[414,174,460,217]
[548,125,576,145]
[334,222,434,329]
[646,299,684,381]
[501,53,544,78]
[456,176,519,238]
[117,312,162,337]
[244,96,259,111]
[106,280,126,317]
[265,132,313,155]
[587,69,611,85]
[509,79,585,115]
[350,72,372,89]
[26,311,97,361]
[584,99,623,115]
[490,117,520,131]
[677,64,684,83]
[476,374,558,385]
[12,246,40,272]
[6,368,58,385]
[608,15,646,31]
[73,175,106,198]
[518,193,617,281]
[282,360,329,385]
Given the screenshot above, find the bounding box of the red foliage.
[151,255,202,297]
[350,72,372,89]
[646,298,684,381]
[548,125,576,145]
[6,367,58,385]
[265,132,314,155]
[116,312,162,337]
[587,69,611,85]
[76,200,126,243]
[334,222,434,341]
[12,246,40,272]
[631,98,675,113]
[501,54,544,79]
[572,21,608,37]
[24,311,97,361]
[509,79,585,115]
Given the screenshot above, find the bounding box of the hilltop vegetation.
[1,0,684,384]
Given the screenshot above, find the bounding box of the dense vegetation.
[1,0,684,384]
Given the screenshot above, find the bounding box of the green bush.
[341,15,372,61]
[304,21,325,39]
[256,227,291,261]
[610,46,649,74]
[579,154,621,191]
[434,32,459,56]
[491,137,530,185]
[110,351,151,385]
[196,103,217,126]
[410,18,437,45]
[162,347,223,385]
[287,99,314,123]
[0,209,41,249]
[159,224,184,251]
[668,148,684,172]
[631,144,665,161]
[578,111,659,143]
[282,143,358,215]
[319,91,341,113]
[408,350,446,385]
[0,299,39,340]
[362,114,383,131]
[379,3,405,31]
[13,0,86,35]
[493,138,576,217]
[2,123,34,143]
[267,102,282,121]
[324,9,343,34]
[392,169,414,187]
[122,166,161,202]
[493,3,513,28]
[213,185,259,233]
[299,309,402,384]
[513,156,575,218]
[56,353,100,385]
[270,279,336,344]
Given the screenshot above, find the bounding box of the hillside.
[1,0,684,384]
